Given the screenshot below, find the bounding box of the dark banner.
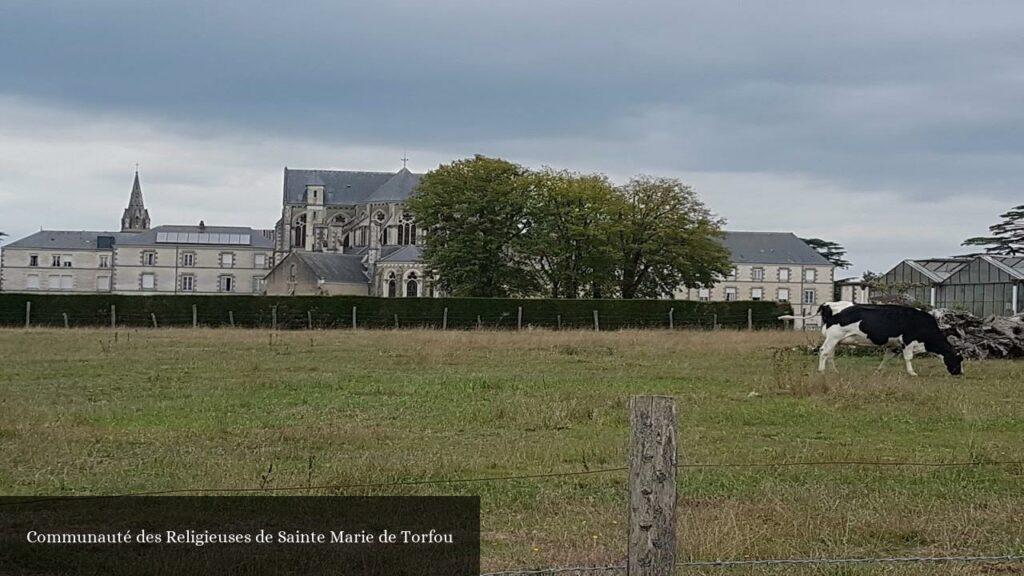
[0,496,480,575]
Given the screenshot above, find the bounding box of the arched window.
[405,271,419,298]
[386,272,397,298]
[293,214,307,248]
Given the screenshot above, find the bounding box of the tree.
[525,169,619,298]
[612,176,732,299]
[800,237,852,269]
[406,155,540,297]
[962,204,1024,256]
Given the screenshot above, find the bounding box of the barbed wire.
[481,554,1024,575]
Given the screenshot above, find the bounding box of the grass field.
[1,327,1023,574]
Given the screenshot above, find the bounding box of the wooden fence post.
[628,395,678,576]
[272,306,278,330]
[192,304,198,328]
[151,313,158,329]
[668,308,674,330]
[747,308,753,331]
[593,310,600,332]
[352,306,357,330]
[24,301,31,328]
[228,311,234,328]
[63,312,69,329]
[517,306,523,331]
[110,305,116,329]
[442,307,448,330]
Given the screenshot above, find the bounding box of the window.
[751,287,764,301]
[98,276,110,292]
[180,275,195,292]
[99,255,109,268]
[724,287,738,301]
[252,276,265,293]
[29,255,38,267]
[141,273,156,290]
[254,254,267,269]
[698,287,710,302]
[778,268,790,282]
[182,253,196,267]
[221,253,235,268]
[220,276,235,292]
[804,268,816,282]
[60,275,73,290]
[51,255,62,267]
[405,271,419,297]
[143,251,156,266]
[386,272,397,298]
[751,267,765,281]
[803,289,816,304]
[62,256,72,268]
[26,275,40,289]
[777,288,790,302]
[47,274,60,289]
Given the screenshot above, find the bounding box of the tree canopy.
[408,157,732,299]
[800,237,852,268]
[962,204,1024,257]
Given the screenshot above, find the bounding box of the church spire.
[121,168,151,232]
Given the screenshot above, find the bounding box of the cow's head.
[943,351,964,376]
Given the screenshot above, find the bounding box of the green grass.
[1,327,1023,574]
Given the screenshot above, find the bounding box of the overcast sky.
[2,1,1022,275]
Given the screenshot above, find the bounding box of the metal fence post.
[628,395,677,576]
[192,304,198,328]
[557,314,562,330]
[669,308,674,330]
[442,307,448,330]
[307,310,313,330]
[152,313,158,329]
[272,306,278,331]
[748,308,753,331]
[517,306,523,331]
[593,310,600,332]
[24,301,31,328]
[110,305,116,329]
[63,312,69,329]
[228,311,234,328]
[713,313,718,330]
[352,306,357,330]
[394,314,400,329]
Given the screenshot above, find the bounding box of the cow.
[816,303,963,376]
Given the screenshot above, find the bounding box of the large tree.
[800,237,852,269]
[525,169,619,298]
[962,204,1024,256]
[406,155,540,297]
[613,176,731,299]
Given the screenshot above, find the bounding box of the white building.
[0,172,274,295]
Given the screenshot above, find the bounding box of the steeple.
[121,169,151,232]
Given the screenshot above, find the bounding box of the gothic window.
[386,272,397,298]
[398,222,417,245]
[405,271,419,298]
[293,214,307,248]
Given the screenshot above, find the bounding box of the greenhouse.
[878,255,1023,317]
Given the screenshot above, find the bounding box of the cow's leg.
[876,348,896,372]
[818,335,840,373]
[902,345,919,377]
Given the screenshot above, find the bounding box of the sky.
[2,1,1022,276]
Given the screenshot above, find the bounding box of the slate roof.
[117,225,276,248]
[379,245,423,263]
[283,167,423,205]
[296,252,369,284]
[4,230,120,250]
[3,226,275,250]
[719,232,832,266]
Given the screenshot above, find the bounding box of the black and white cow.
[817,302,963,376]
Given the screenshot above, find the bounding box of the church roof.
[283,168,423,205]
[718,232,832,266]
[295,252,369,284]
[379,245,423,263]
[127,171,146,207]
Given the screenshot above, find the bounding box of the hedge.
[0,293,792,330]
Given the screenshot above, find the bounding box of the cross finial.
[135,162,139,173]
[401,152,409,169]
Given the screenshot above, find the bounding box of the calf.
[817,303,963,376]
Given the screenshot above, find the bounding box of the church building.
[263,167,436,297]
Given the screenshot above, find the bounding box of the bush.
[0,294,791,330]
